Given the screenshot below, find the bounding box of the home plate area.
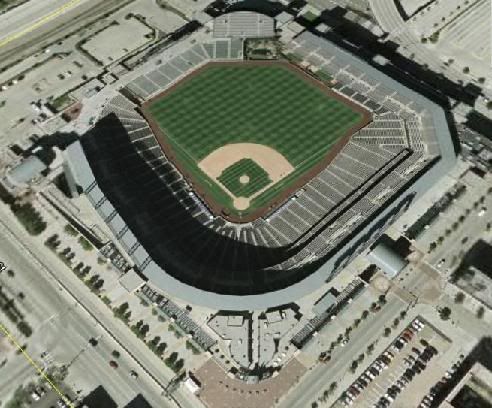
[199,144,295,211]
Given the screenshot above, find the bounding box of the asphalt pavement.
[278,293,407,407]
[0,213,166,407]
[0,201,204,408]
[0,0,130,68]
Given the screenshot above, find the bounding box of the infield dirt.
[140,60,372,223]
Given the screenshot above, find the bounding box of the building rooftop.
[367,242,408,278]
[6,155,46,186]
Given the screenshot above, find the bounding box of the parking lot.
[338,317,451,407]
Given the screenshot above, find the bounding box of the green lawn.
[218,158,271,198]
[145,62,364,217]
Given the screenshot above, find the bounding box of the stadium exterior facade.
[65,12,456,310]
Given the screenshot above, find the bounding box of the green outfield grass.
[218,159,272,198]
[144,62,366,219]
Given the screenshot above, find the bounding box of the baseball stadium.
[65,12,456,310]
[140,60,371,222]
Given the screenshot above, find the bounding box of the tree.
[168,352,178,363]
[64,224,78,236]
[149,336,161,348]
[429,242,437,252]
[140,323,150,337]
[136,320,143,330]
[78,236,93,251]
[477,307,485,319]
[93,279,104,291]
[156,342,167,355]
[88,274,99,286]
[350,361,358,373]
[124,310,131,321]
[7,269,14,278]
[117,302,129,315]
[361,310,369,319]
[17,321,32,337]
[463,66,470,74]
[378,295,387,305]
[384,327,391,337]
[454,292,465,304]
[174,358,184,372]
[487,101,492,110]
[400,310,407,319]
[439,306,451,321]
[11,203,46,236]
[112,350,120,359]
[367,343,375,354]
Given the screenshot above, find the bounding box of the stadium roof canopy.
[64,16,456,311]
[213,11,275,38]
[367,243,408,278]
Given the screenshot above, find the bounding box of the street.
[0,0,132,68]
[0,214,166,407]
[0,201,203,408]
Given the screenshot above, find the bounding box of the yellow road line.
[0,0,83,49]
[0,322,75,408]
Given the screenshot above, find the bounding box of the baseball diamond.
[141,60,372,222]
[217,158,272,198]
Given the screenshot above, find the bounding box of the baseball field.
[141,61,371,222]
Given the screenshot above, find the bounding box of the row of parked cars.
[341,339,396,405]
[375,319,440,408]
[341,318,432,407]
[418,355,465,408]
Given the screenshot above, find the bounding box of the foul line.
[0,322,74,408]
[0,0,83,49]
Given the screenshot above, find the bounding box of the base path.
[198,143,294,183]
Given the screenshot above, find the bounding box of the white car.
[384,393,394,402]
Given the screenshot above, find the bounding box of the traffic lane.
[0,231,149,406]
[0,0,78,40]
[0,236,167,408]
[278,296,406,407]
[0,234,68,328]
[0,211,182,407]
[0,0,123,64]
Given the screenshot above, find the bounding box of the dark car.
[109,360,118,369]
